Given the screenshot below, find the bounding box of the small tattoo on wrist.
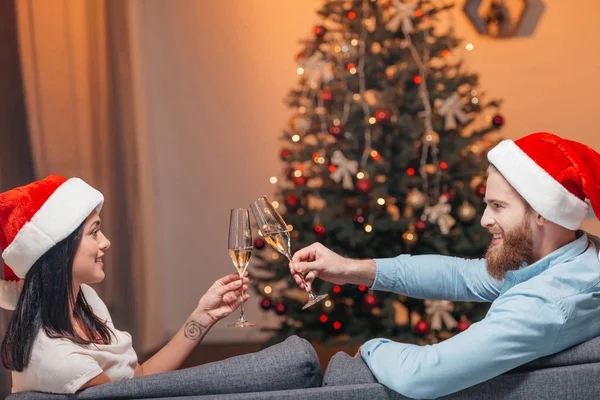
[184,320,203,340]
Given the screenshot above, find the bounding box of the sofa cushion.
[515,335,600,371]
[322,351,376,387]
[7,335,322,400]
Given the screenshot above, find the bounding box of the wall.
[130,0,600,342]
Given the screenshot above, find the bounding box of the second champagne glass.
[228,208,254,327]
[250,196,328,310]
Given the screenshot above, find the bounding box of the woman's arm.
[138,273,249,376]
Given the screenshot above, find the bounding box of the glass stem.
[287,254,313,295]
[239,273,245,321]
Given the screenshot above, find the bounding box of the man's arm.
[372,254,502,302]
[361,292,564,399]
[291,243,502,302]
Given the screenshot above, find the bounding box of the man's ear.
[535,212,548,226]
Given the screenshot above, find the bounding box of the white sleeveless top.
[11,284,138,394]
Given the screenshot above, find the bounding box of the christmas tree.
[251,0,504,346]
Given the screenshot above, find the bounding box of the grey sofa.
[7,335,600,399]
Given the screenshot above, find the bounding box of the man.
[290,132,600,399]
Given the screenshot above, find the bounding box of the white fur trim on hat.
[487,140,589,230]
[1,178,104,278]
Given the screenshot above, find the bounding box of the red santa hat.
[0,175,103,310]
[487,132,600,230]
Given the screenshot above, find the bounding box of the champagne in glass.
[228,208,254,327]
[250,196,328,310]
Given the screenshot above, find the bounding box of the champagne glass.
[250,196,328,310]
[228,208,254,327]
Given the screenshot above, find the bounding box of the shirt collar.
[505,231,589,286]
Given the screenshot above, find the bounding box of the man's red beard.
[485,218,534,281]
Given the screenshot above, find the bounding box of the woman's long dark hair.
[1,221,113,371]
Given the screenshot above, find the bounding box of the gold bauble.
[375,175,387,183]
[422,164,438,175]
[457,201,476,222]
[406,189,425,209]
[422,131,440,145]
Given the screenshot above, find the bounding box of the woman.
[0,175,250,394]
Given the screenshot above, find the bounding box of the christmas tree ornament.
[320,87,334,103]
[387,203,401,221]
[392,300,409,325]
[457,201,476,222]
[422,195,456,234]
[406,189,426,209]
[415,220,427,231]
[476,183,487,197]
[386,0,415,34]
[274,302,286,315]
[457,317,471,332]
[492,113,505,127]
[280,149,291,161]
[314,25,327,38]
[356,177,373,193]
[414,319,430,335]
[424,300,458,331]
[260,298,272,310]
[314,224,326,236]
[290,113,311,134]
[300,52,334,87]
[330,150,358,190]
[292,175,308,186]
[328,124,344,137]
[435,92,469,130]
[374,109,391,122]
[421,163,438,175]
[286,194,298,206]
[364,293,378,307]
[307,195,327,210]
[254,238,265,249]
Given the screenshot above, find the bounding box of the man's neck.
[531,230,577,263]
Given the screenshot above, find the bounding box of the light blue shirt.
[361,232,600,399]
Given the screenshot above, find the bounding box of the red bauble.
[320,88,333,103]
[329,125,344,137]
[320,314,329,323]
[333,321,342,330]
[415,320,430,334]
[254,238,265,249]
[293,175,308,186]
[364,294,378,307]
[260,298,271,310]
[356,178,373,193]
[358,285,367,292]
[286,194,298,206]
[457,320,471,332]
[314,224,326,236]
[333,285,341,293]
[415,220,427,232]
[476,184,487,197]
[314,25,327,38]
[274,303,286,315]
[492,114,505,128]
[374,109,391,122]
[280,149,291,161]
